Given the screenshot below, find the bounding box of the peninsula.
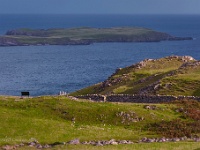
[0,27,192,46]
[71,55,200,97]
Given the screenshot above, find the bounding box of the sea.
[0,14,200,96]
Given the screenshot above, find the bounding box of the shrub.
[173,100,200,120]
[148,119,200,138]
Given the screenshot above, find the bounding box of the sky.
[0,0,200,15]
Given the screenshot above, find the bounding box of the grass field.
[0,96,181,145]
[1,95,200,149]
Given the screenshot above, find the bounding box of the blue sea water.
[0,14,200,96]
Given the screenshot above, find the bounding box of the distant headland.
[0,27,192,46]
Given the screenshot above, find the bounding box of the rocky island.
[0,27,192,46]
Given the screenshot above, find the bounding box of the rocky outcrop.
[0,37,20,46]
[179,60,200,69]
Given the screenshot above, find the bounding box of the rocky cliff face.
[0,37,20,46]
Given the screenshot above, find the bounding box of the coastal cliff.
[0,27,192,46]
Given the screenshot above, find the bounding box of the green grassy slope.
[71,55,200,96]
[0,96,182,146]
[2,96,200,150]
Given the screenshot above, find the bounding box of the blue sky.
[0,0,200,14]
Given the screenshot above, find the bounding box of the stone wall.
[75,94,200,103]
[106,94,176,103]
[75,94,106,102]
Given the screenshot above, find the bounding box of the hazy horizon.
[0,0,200,15]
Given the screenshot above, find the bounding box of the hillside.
[1,96,200,149]
[0,27,192,46]
[2,55,200,149]
[71,55,200,96]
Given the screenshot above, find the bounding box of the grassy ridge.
[71,56,200,96]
